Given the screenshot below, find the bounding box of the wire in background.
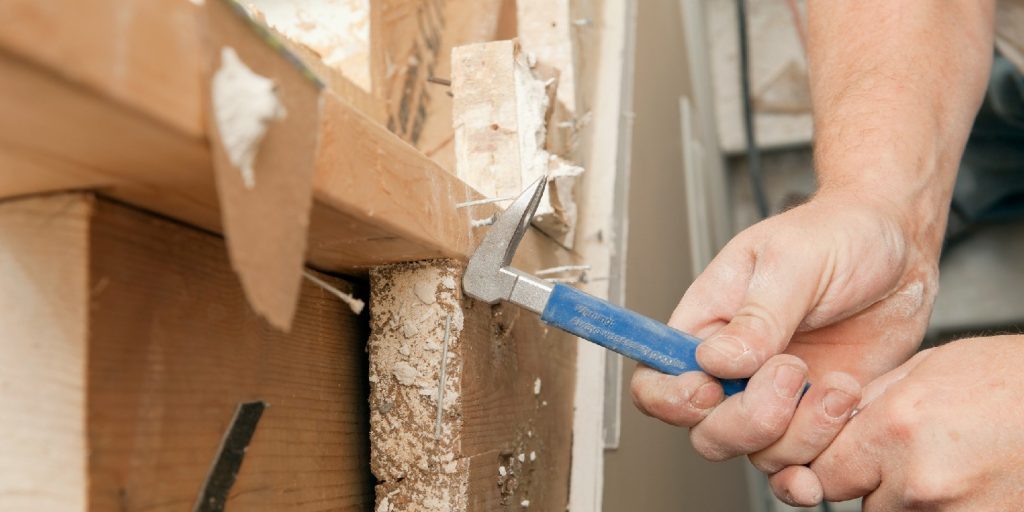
[736,0,770,219]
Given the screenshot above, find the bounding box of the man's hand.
[633,0,995,488]
[632,191,936,469]
[771,336,1024,510]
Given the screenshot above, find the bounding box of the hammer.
[464,178,747,396]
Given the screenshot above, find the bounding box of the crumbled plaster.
[511,48,583,242]
[211,46,287,190]
[245,0,371,91]
[369,261,469,511]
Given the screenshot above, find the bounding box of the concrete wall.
[602,1,752,510]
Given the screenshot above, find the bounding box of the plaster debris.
[376,497,390,512]
[498,465,508,477]
[470,215,497,227]
[533,378,542,395]
[212,46,286,190]
[521,499,531,508]
[529,451,536,462]
[414,281,437,304]
[401,322,419,338]
[369,262,469,511]
[391,362,419,386]
[517,453,526,463]
[302,270,364,314]
[245,0,371,91]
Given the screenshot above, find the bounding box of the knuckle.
[881,390,926,441]
[750,405,791,442]
[902,471,959,506]
[748,453,783,474]
[731,302,785,345]
[630,376,707,427]
[690,430,732,462]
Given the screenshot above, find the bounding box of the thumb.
[696,250,824,379]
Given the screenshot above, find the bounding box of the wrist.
[814,165,953,256]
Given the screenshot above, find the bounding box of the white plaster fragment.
[529,451,536,461]
[498,465,507,477]
[517,453,525,463]
[246,0,371,91]
[212,47,286,190]
[402,322,419,338]
[470,215,497,227]
[414,281,437,304]
[391,362,419,386]
[521,499,531,508]
[533,378,542,396]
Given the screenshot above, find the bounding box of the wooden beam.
[368,260,575,511]
[0,194,89,511]
[0,193,373,511]
[451,40,582,247]
[369,0,505,172]
[0,48,216,231]
[0,0,581,329]
[0,0,206,137]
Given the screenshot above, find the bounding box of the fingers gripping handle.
[540,284,747,396]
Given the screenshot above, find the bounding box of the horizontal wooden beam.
[0,0,579,328]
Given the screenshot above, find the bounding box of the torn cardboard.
[205,0,323,331]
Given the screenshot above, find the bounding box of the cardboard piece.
[205,0,323,331]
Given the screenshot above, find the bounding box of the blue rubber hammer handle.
[540,283,747,396]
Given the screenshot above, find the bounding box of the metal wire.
[737,0,770,219]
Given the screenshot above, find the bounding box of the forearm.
[807,1,995,249]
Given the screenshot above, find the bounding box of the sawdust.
[369,261,469,511]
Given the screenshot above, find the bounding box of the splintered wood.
[369,261,575,511]
[452,40,583,248]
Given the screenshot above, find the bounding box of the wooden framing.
[0,193,371,510]
[0,0,635,509]
[368,261,576,510]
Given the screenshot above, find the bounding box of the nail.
[773,364,805,398]
[689,381,722,410]
[823,388,857,419]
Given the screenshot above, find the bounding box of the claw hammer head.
[463,178,547,306]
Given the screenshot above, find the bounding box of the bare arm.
[632,1,998,507]
[809,0,994,252]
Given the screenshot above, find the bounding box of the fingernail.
[689,381,721,410]
[703,337,746,361]
[773,364,805,398]
[823,388,857,419]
